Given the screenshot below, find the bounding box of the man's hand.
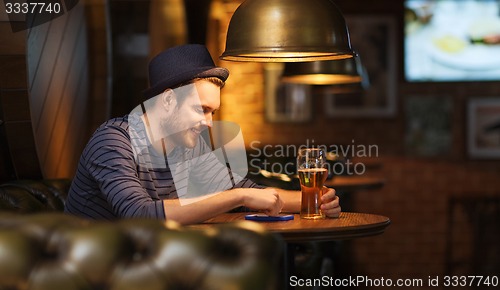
[240,188,284,216]
[321,187,341,218]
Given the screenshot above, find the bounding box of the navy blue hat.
[142,44,229,99]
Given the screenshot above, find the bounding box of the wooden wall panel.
[49,29,88,177]
[0,55,28,89]
[3,121,42,178]
[1,0,109,181]
[0,23,25,54]
[27,1,90,179]
[57,60,89,177]
[35,9,83,168]
[0,90,31,122]
[0,11,43,181]
[28,24,57,125]
[85,0,112,136]
[26,20,50,87]
[0,88,42,180]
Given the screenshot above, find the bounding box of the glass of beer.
[297,148,328,219]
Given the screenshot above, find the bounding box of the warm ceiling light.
[281,56,365,85]
[220,0,355,62]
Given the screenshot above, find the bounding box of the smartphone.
[244,214,294,222]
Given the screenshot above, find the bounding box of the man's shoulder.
[93,114,144,137]
[86,115,135,146]
[97,115,130,131]
[81,115,141,160]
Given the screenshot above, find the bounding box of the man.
[65,44,340,225]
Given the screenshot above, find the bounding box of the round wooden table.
[193,212,390,290]
[197,211,390,242]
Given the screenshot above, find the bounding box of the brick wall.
[350,158,500,286]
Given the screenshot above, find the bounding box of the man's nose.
[200,114,213,128]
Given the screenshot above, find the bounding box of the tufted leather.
[0,212,282,290]
[0,179,70,212]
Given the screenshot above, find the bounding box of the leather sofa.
[0,179,70,212]
[0,180,282,290]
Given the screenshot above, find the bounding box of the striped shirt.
[64,114,262,220]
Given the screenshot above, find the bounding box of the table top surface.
[192,212,391,242]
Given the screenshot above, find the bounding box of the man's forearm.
[162,190,244,225]
[163,187,284,224]
[275,188,301,213]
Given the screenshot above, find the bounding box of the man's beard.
[160,115,200,149]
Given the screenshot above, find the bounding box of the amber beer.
[298,168,328,219]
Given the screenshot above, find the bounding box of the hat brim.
[142,66,229,100]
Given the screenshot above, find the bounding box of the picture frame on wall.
[264,63,313,123]
[324,15,397,117]
[467,98,500,159]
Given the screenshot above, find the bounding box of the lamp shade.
[220,0,355,62]
[282,56,364,85]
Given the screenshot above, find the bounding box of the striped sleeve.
[81,120,166,219]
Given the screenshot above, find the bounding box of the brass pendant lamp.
[281,56,365,85]
[220,0,356,62]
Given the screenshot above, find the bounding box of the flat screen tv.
[404,0,500,82]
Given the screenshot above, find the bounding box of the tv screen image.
[405,0,500,82]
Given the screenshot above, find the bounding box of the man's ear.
[161,89,175,111]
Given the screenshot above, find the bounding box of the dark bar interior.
[1,0,499,289]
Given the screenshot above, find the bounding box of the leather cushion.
[0,213,281,290]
